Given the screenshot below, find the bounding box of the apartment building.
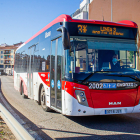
[0,42,23,75]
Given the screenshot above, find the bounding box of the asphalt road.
[0,76,140,140]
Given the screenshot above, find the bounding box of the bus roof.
[24,14,138,45]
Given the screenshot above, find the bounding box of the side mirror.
[57,27,70,50]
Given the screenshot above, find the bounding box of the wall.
[89,0,140,29]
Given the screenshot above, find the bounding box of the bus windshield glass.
[65,37,137,82]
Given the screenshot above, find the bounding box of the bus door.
[50,37,63,110]
[27,46,34,99]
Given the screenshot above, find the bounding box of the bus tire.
[40,86,51,112]
[21,82,28,99]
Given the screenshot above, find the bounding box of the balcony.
[4,51,11,54]
[4,54,13,60]
[4,58,11,60]
[4,62,10,64]
[4,57,11,60]
[4,61,11,64]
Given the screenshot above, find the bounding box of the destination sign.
[77,24,136,39]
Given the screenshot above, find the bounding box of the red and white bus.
[14,14,140,116]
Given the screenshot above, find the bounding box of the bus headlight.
[75,90,88,107]
[80,92,84,96]
[82,97,86,102]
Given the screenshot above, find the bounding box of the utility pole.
[111,0,112,21]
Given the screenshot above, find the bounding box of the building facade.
[71,0,93,19]
[0,42,23,75]
[72,0,140,51]
[72,0,140,33]
[89,0,140,32]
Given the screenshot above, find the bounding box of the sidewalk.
[0,116,16,140]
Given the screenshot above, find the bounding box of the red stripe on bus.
[38,72,50,87]
[62,81,94,108]
[135,86,140,106]
[24,14,137,45]
[25,14,72,44]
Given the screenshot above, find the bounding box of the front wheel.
[40,86,51,112]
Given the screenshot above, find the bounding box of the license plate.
[105,109,122,114]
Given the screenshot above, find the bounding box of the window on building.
[1,55,3,58]
[11,55,13,58]
[1,51,3,54]
[5,65,10,68]
[1,60,3,63]
[0,65,4,68]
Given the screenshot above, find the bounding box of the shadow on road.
[0,79,53,140]
[1,76,140,140]
[55,134,140,140]
[34,112,140,139]
[64,113,140,139]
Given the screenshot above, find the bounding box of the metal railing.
[4,58,11,60]
[4,52,11,54]
[4,62,10,64]
[0,103,35,140]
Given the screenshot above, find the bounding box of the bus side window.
[39,39,51,72]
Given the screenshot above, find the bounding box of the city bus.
[14,14,140,116]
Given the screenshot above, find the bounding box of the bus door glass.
[50,37,63,110]
[56,38,63,109]
[27,46,34,99]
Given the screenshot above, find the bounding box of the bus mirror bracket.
[57,27,70,50]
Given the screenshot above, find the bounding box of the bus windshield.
[65,37,138,82]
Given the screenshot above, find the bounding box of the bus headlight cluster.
[75,90,88,107]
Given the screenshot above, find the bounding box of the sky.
[0,0,81,45]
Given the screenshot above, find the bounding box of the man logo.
[109,102,121,105]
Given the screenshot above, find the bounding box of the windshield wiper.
[81,71,118,83]
[81,72,95,83]
[106,74,140,82]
